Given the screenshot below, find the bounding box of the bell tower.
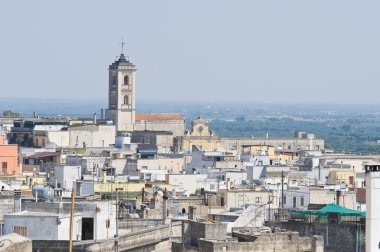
[108,50,136,132]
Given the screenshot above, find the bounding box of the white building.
[4,201,116,241]
[50,165,81,190]
[68,124,116,148]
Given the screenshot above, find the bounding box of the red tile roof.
[136,113,184,121]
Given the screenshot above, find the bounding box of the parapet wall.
[266,221,362,252]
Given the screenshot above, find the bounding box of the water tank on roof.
[32,186,53,200]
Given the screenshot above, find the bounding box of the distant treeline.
[207,117,380,154]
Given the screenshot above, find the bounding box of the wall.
[177,136,222,153]
[135,119,185,137]
[184,221,228,247]
[283,187,310,209]
[221,138,325,153]
[52,165,81,190]
[0,196,14,222]
[267,221,361,252]
[27,201,116,240]
[218,189,278,209]
[167,174,208,196]
[0,144,20,175]
[4,215,59,240]
[68,125,116,148]
[47,131,70,147]
[309,189,356,210]
[158,157,184,174]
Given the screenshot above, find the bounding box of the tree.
[2,110,20,118]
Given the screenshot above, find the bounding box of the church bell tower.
[108,50,136,132]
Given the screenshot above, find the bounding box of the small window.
[293,197,297,208]
[124,75,129,85]
[300,197,304,206]
[2,162,7,174]
[13,226,27,237]
[124,95,129,105]
[283,196,286,204]
[35,139,39,146]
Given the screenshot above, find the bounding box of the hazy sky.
[0,1,379,103]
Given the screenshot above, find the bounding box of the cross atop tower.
[120,38,126,54]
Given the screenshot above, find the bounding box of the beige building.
[210,187,278,209]
[309,188,356,210]
[177,117,222,153]
[327,170,356,187]
[134,114,185,138]
[221,133,325,154]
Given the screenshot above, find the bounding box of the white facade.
[4,201,116,241]
[68,125,116,148]
[167,174,208,196]
[4,211,81,240]
[282,186,310,209]
[51,165,81,190]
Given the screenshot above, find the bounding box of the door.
[81,218,94,240]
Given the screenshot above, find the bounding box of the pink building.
[0,135,20,175]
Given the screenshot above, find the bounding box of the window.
[293,197,297,208]
[13,226,27,237]
[35,139,39,146]
[124,75,129,85]
[283,196,286,204]
[2,162,7,174]
[300,197,304,206]
[112,77,116,85]
[124,95,129,105]
[42,139,45,147]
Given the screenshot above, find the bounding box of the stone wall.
[184,221,228,247]
[266,221,362,252]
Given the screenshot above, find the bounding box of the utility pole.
[69,188,75,252]
[114,187,122,252]
[281,170,284,209]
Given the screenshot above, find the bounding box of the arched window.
[124,95,129,105]
[124,75,129,85]
[113,77,116,85]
